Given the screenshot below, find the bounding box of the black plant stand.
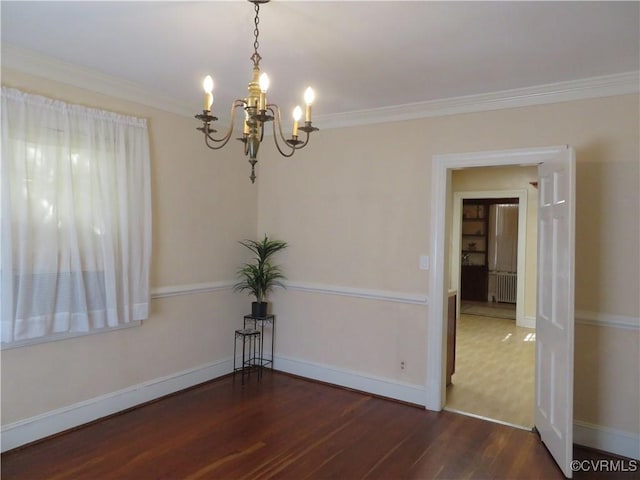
[233,328,261,384]
[244,314,275,371]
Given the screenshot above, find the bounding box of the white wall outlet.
[419,255,429,270]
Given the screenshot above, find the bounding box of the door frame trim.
[426,145,568,411]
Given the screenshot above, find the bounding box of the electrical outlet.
[419,255,429,270]
[400,361,405,370]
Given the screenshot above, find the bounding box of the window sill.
[1,320,142,350]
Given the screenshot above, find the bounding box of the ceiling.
[2,1,639,121]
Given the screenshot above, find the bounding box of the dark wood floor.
[2,371,637,479]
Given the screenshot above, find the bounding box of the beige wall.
[1,68,258,424]
[258,94,639,433]
[451,166,538,319]
[2,64,638,444]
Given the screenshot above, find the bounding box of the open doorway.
[460,198,519,320]
[444,170,537,429]
[427,146,576,477]
[449,180,535,329]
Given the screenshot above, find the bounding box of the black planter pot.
[252,301,268,317]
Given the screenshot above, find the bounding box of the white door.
[536,146,576,478]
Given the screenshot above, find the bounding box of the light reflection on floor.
[446,313,536,428]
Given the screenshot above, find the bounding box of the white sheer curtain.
[1,87,151,344]
[488,204,519,273]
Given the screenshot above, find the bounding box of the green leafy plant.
[234,235,288,304]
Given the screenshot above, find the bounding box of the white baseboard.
[518,315,536,329]
[274,354,426,406]
[574,420,640,460]
[276,355,640,460]
[0,358,233,452]
[4,355,638,462]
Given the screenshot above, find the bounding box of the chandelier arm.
[267,105,297,157]
[271,104,306,150]
[300,130,311,149]
[202,100,246,150]
[270,104,311,151]
[271,135,296,157]
[269,104,290,146]
[203,131,230,150]
[293,129,311,149]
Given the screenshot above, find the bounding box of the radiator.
[493,271,517,303]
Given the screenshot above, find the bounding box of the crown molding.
[317,71,640,129]
[3,44,638,127]
[1,44,193,117]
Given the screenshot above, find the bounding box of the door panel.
[536,146,575,478]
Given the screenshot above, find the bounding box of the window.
[1,87,151,345]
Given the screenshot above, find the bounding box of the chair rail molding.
[575,310,640,330]
[284,281,428,306]
[150,281,235,299]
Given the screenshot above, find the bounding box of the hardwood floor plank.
[2,371,635,479]
[277,397,419,479]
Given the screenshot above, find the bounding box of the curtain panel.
[1,87,151,344]
[488,203,519,273]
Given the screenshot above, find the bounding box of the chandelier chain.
[251,2,261,67]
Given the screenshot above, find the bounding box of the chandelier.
[195,0,319,183]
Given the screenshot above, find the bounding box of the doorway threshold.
[444,406,533,432]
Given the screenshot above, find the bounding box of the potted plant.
[234,235,288,317]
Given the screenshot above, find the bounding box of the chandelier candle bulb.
[203,76,214,111]
[292,106,302,137]
[304,87,315,122]
[259,73,269,111]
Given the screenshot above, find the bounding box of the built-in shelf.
[461,200,489,300]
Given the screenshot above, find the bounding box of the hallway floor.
[446,313,535,429]
[459,300,516,320]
